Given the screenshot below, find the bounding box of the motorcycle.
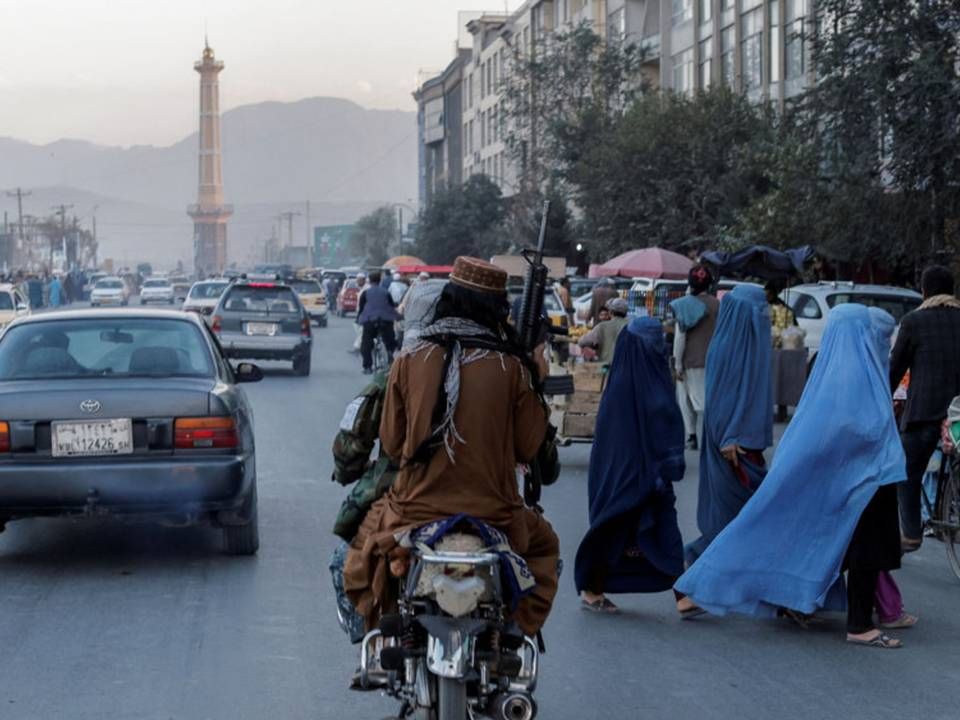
[357,517,540,720]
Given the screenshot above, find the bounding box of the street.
[0,312,957,720]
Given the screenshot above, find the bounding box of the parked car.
[139,277,176,305]
[507,284,569,331]
[289,279,328,327]
[337,279,361,317]
[782,282,922,352]
[0,284,30,331]
[572,278,636,325]
[90,276,131,307]
[83,271,108,299]
[183,279,230,321]
[211,278,313,376]
[0,309,262,554]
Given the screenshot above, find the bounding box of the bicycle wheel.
[937,463,960,581]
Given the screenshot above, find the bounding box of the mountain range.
[0,97,417,268]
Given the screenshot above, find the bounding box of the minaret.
[188,40,232,277]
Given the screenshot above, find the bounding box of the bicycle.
[922,445,960,581]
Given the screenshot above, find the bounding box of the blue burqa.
[675,304,906,616]
[574,317,687,594]
[684,284,772,566]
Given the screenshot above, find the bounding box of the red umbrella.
[595,248,694,280]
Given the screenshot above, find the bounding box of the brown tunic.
[344,345,560,635]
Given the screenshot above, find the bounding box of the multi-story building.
[414,0,815,210]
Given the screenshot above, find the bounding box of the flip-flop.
[678,605,707,620]
[880,613,919,630]
[901,537,922,554]
[581,597,619,614]
[846,633,902,649]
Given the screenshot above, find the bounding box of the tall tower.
[188,41,232,276]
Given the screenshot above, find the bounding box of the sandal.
[778,608,817,629]
[581,596,619,614]
[846,632,902,649]
[901,536,922,554]
[880,613,919,630]
[678,604,707,620]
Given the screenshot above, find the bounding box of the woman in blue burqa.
[575,316,693,614]
[684,284,772,567]
[675,305,911,648]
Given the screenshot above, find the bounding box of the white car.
[0,283,30,331]
[183,279,230,321]
[782,282,922,352]
[90,276,130,307]
[139,277,176,305]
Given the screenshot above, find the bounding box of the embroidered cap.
[449,256,508,294]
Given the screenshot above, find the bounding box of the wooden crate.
[563,412,597,438]
[568,391,602,414]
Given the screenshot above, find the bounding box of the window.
[480,111,486,147]
[789,293,822,320]
[741,7,763,96]
[770,0,782,90]
[785,0,807,95]
[700,0,713,24]
[608,8,626,42]
[672,49,695,95]
[468,75,474,108]
[672,0,693,25]
[699,37,713,89]
[721,25,735,86]
[825,294,921,322]
[722,0,735,9]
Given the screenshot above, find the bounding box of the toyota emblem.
[79,400,102,414]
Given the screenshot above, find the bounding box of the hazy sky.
[0,0,524,147]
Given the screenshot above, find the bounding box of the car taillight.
[211,315,222,333]
[0,422,9,453]
[301,316,311,337]
[174,417,238,449]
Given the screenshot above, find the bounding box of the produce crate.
[562,412,597,438]
[567,391,602,414]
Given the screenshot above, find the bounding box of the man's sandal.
[880,613,919,630]
[581,596,620,614]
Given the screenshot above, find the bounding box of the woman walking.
[575,317,691,614]
[684,284,773,566]
[675,305,912,647]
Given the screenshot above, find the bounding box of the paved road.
[0,312,957,720]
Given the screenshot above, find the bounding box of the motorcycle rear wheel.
[437,677,467,720]
[938,468,960,581]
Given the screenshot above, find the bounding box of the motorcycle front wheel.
[437,677,467,720]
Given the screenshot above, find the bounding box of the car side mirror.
[234,362,264,383]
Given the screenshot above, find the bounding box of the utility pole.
[276,210,301,250]
[305,200,312,266]
[5,188,31,255]
[52,203,74,267]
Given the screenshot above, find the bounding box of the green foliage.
[352,206,397,266]
[574,87,778,258]
[415,176,507,263]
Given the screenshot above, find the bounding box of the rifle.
[517,200,552,352]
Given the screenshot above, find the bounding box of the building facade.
[414,0,814,211]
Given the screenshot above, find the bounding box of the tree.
[796,0,960,266]
[352,206,396,266]
[415,176,507,263]
[573,87,778,258]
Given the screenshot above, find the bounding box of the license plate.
[246,322,278,336]
[52,419,134,458]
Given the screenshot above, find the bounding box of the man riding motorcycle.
[343,257,560,638]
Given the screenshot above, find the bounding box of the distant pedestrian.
[684,285,772,566]
[575,317,690,616]
[670,265,719,449]
[589,278,618,326]
[578,297,628,364]
[890,265,960,553]
[557,277,574,323]
[48,275,63,307]
[676,305,915,648]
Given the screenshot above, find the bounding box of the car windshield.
[0,318,215,380]
[291,280,322,294]
[95,279,123,289]
[222,286,300,314]
[143,280,170,288]
[190,282,228,299]
[825,292,921,322]
[0,294,13,311]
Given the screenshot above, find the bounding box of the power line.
[4,187,31,248]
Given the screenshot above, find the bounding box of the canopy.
[594,248,693,280]
[384,255,426,269]
[393,264,453,276]
[700,245,815,282]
